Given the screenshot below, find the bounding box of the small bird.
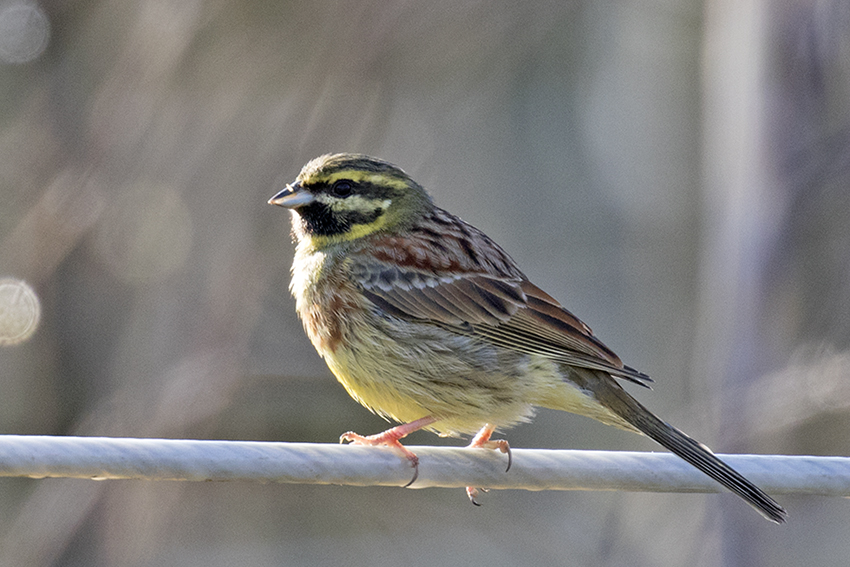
[269,153,786,523]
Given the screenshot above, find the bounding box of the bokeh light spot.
[0,1,50,64]
[0,278,41,345]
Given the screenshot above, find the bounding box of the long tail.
[592,377,787,524]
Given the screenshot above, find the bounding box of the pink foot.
[340,416,437,488]
[465,424,511,505]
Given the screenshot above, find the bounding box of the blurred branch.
[0,435,847,496]
[0,169,104,285]
[667,347,850,440]
[744,346,850,436]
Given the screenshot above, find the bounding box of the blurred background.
[1,0,849,565]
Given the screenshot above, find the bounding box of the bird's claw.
[339,430,420,487]
[469,437,512,472]
[466,486,491,506]
[465,426,511,506]
[488,439,512,472]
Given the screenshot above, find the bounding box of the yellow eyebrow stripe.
[313,169,410,190]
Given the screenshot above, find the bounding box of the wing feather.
[351,214,652,387]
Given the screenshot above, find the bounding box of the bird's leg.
[465,423,511,505]
[467,423,512,470]
[340,415,437,487]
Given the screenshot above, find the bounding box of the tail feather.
[595,380,787,524]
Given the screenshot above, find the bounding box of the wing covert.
[349,215,652,386]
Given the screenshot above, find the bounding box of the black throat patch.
[296,201,384,237]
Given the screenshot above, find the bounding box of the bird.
[268,153,787,523]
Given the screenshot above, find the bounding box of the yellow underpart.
[319,322,636,436]
[534,379,637,431]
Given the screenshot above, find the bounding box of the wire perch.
[0,435,847,497]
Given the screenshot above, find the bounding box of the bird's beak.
[268,182,315,209]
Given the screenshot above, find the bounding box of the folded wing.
[353,242,652,387]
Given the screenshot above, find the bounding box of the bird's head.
[269,154,433,249]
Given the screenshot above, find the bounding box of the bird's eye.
[331,181,353,197]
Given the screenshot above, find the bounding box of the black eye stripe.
[317,179,397,200]
[331,180,353,197]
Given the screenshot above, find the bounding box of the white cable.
[0,435,847,496]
